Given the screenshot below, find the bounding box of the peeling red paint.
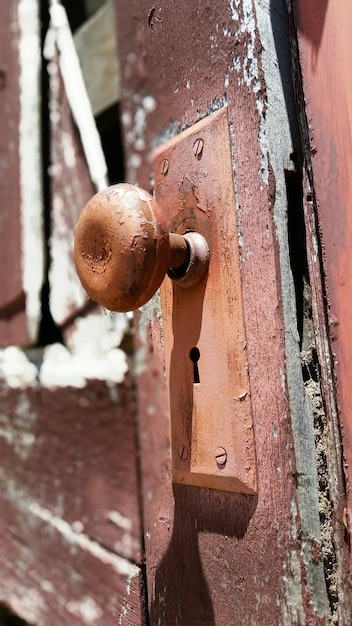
[295,0,352,573]
[0,2,27,345]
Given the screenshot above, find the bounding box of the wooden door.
[115,0,351,623]
[1,0,352,624]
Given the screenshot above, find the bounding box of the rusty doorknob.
[74,183,210,312]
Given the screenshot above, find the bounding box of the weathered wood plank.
[0,0,43,346]
[116,0,350,622]
[0,495,141,626]
[294,1,352,583]
[47,52,94,326]
[0,378,141,562]
[0,375,142,624]
[0,2,143,624]
[74,0,120,117]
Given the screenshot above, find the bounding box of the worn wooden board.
[0,495,141,626]
[0,2,144,624]
[116,0,350,622]
[0,378,142,624]
[0,381,141,561]
[0,0,43,346]
[48,52,94,327]
[294,0,352,564]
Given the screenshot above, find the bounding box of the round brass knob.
[74,183,209,312]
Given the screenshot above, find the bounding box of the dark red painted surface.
[0,381,141,559]
[0,380,143,624]
[116,0,350,623]
[295,0,352,549]
[0,2,27,345]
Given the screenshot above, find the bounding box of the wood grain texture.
[0,0,43,347]
[294,0,352,581]
[116,0,349,622]
[0,380,141,562]
[0,495,141,626]
[48,52,95,327]
[0,379,142,624]
[0,2,31,345]
[0,3,144,623]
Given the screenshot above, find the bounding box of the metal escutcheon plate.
[153,108,257,494]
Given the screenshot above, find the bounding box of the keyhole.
[190,347,200,384]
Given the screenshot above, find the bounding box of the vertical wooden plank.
[0,1,23,344]
[293,0,352,605]
[0,0,43,346]
[116,0,350,622]
[47,51,94,326]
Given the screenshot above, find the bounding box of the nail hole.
[190,347,200,384]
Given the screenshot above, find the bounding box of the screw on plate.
[215,447,227,467]
[177,444,189,461]
[160,158,169,175]
[193,138,204,158]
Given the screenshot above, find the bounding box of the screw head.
[160,158,169,175]
[215,446,227,467]
[193,138,204,158]
[177,444,189,461]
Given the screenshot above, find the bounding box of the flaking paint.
[18,0,44,343]
[116,0,348,621]
[0,310,129,390]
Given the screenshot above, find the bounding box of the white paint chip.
[0,347,37,389]
[0,310,129,389]
[228,0,269,185]
[66,596,103,624]
[142,94,156,113]
[58,311,130,388]
[44,1,108,191]
[107,510,133,531]
[122,93,158,179]
[28,501,138,578]
[39,342,128,389]
[7,587,46,624]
